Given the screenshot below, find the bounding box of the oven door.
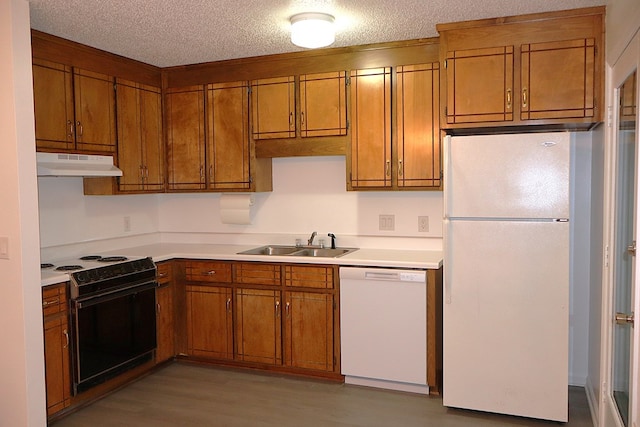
[70,281,157,394]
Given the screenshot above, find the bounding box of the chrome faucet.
[307,231,317,246]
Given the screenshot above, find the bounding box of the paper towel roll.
[220,194,254,224]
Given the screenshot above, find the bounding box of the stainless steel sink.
[293,248,356,257]
[238,245,301,256]
[238,245,358,258]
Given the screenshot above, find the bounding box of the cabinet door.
[284,291,334,372]
[299,71,347,137]
[43,315,70,416]
[521,38,596,121]
[32,58,75,151]
[156,283,174,363]
[235,288,282,364]
[115,80,145,191]
[445,46,514,124]
[251,76,295,139]
[73,68,116,153]
[139,84,164,191]
[349,67,392,189]
[206,81,251,190]
[186,285,234,360]
[397,63,442,189]
[166,86,206,190]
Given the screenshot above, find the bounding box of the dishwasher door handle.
[364,271,400,281]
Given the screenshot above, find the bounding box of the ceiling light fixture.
[290,12,335,49]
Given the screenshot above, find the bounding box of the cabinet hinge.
[346,76,351,86]
[333,356,337,367]
[444,106,447,116]
[333,300,337,310]
[249,175,253,184]
[346,119,350,131]
[247,86,252,94]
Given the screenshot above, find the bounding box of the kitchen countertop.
[40,243,443,287]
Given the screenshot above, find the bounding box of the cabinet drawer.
[156,261,173,285]
[42,283,67,317]
[284,265,334,289]
[234,263,281,286]
[185,261,232,283]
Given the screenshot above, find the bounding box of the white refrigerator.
[443,132,570,422]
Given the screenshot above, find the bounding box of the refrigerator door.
[445,133,570,219]
[443,219,569,421]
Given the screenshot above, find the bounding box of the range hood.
[36,152,123,177]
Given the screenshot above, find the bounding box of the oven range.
[42,254,158,395]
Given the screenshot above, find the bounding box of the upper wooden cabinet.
[165,85,206,190]
[115,79,164,193]
[299,72,348,138]
[33,58,116,153]
[207,82,251,190]
[251,72,348,140]
[348,64,441,191]
[396,63,441,189]
[166,83,272,192]
[348,67,392,189]
[437,7,604,131]
[251,76,296,140]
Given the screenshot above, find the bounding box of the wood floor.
[52,362,593,427]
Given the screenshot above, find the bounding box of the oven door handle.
[73,281,158,309]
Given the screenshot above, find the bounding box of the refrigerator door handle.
[443,218,452,304]
[443,135,452,219]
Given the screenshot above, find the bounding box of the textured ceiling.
[29,0,606,68]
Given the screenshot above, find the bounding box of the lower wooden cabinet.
[235,287,282,364]
[156,261,175,363]
[182,260,338,376]
[42,282,71,417]
[284,291,334,371]
[186,284,233,360]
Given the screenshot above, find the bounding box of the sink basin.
[293,248,356,257]
[238,245,358,258]
[238,245,301,256]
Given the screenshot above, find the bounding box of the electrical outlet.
[379,214,395,231]
[124,216,131,232]
[418,216,429,232]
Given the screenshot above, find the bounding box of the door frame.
[601,29,640,427]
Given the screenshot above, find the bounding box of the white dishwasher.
[339,267,428,394]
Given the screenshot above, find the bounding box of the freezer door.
[443,219,569,422]
[445,133,570,219]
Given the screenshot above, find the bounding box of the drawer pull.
[42,298,60,307]
[63,329,69,349]
[157,273,168,278]
[206,270,216,275]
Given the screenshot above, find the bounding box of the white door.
[603,31,640,427]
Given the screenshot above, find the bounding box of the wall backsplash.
[38,156,444,251]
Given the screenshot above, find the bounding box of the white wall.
[157,156,444,250]
[0,0,47,425]
[572,132,595,386]
[38,177,160,248]
[38,156,444,253]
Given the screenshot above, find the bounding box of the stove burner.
[80,255,103,261]
[41,263,54,269]
[97,256,128,263]
[56,265,84,271]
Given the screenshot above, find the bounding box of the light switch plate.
[0,236,9,259]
